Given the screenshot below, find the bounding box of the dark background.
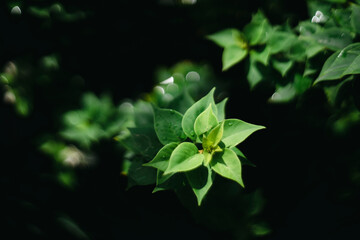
[1,0,359,239]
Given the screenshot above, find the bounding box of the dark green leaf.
[243,11,272,46]
[315,43,360,84]
[351,4,360,34]
[272,59,294,77]
[143,142,178,171]
[153,106,186,145]
[186,165,214,206]
[268,31,297,54]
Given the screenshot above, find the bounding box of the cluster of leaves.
[120,87,264,205]
[207,0,360,105]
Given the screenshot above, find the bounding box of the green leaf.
[243,11,272,46]
[351,4,360,34]
[247,56,264,89]
[164,142,204,175]
[143,142,178,171]
[211,148,244,187]
[268,31,297,54]
[194,105,219,137]
[315,43,360,84]
[127,158,157,188]
[250,46,271,66]
[186,165,214,206]
[222,119,265,148]
[153,106,186,145]
[272,59,294,77]
[152,170,183,193]
[231,147,255,167]
[222,45,248,71]
[311,27,353,51]
[203,121,224,151]
[294,74,312,95]
[269,83,297,103]
[182,88,217,140]
[216,98,227,121]
[207,28,245,48]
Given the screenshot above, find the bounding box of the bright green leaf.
[211,148,244,187]
[315,43,360,84]
[203,121,224,151]
[164,142,204,175]
[222,45,248,71]
[194,105,219,137]
[222,119,265,148]
[182,88,217,140]
[207,28,245,48]
[153,106,186,145]
[186,165,214,206]
[143,143,178,171]
[216,98,227,121]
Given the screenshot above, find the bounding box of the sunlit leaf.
[222,119,265,148]
[182,88,217,140]
[194,105,218,137]
[211,148,244,187]
[164,142,204,174]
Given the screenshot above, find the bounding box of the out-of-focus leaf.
[207,28,245,48]
[269,83,297,103]
[222,45,248,71]
[272,59,294,77]
[351,4,360,34]
[243,11,272,46]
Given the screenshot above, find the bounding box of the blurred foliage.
[2,0,360,239]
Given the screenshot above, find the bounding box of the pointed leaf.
[182,88,217,140]
[243,11,272,46]
[315,43,360,84]
[222,45,248,71]
[186,165,214,206]
[203,121,224,151]
[207,28,244,48]
[272,59,294,77]
[216,98,227,121]
[153,106,186,145]
[164,142,204,174]
[222,119,265,147]
[143,142,178,171]
[211,148,244,187]
[194,105,219,137]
